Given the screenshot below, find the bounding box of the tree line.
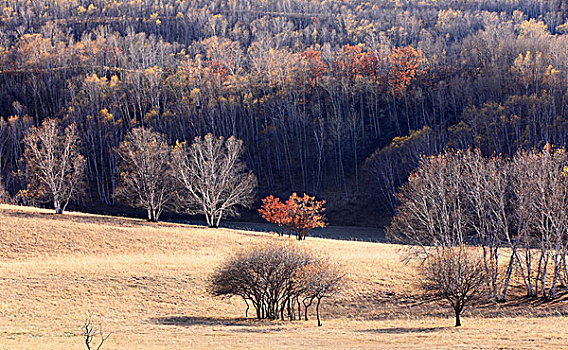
[2,0,568,223]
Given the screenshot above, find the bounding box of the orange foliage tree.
[258,195,289,236]
[259,193,326,240]
[387,46,425,96]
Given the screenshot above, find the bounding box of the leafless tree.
[511,144,568,299]
[387,150,470,248]
[420,246,487,327]
[116,127,174,222]
[22,118,85,214]
[292,260,344,326]
[82,315,111,350]
[461,150,515,301]
[171,133,257,228]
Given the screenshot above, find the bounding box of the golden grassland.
[0,204,567,349]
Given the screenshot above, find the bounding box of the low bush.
[209,242,343,326]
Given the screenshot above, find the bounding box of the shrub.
[209,242,343,325]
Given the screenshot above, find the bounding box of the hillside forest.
[1,0,568,224]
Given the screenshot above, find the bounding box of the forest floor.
[0,204,567,349]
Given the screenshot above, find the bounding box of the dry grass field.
[0,204,567,349]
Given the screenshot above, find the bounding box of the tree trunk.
[215,211,223,228]
[147,208,157,222]
[54,199,63,214]
[303,298,312,321]
[454,307,462,327]
[316,298,322,327]
[499,251,516,301]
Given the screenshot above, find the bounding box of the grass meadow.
[0,204,566,349]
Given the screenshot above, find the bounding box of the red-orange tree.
[258,195,289,236]
[259,193,326,240]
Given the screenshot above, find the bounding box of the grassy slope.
[0,204,566,349]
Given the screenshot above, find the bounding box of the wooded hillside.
[1,0,567,223]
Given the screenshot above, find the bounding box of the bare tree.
[116,127,174,222]
[171,133,257,228]
[461,150,514,301]
[22,118,85,214]
[292,260,344,326]
[511,144,568,299]
[387,150,470,248]
[82,315,111,350]
[421,246,487,327]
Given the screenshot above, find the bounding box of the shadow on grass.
[151,316,249,326]
[151,316,275,327]
[1,208,206,230]
[360,326,448,334]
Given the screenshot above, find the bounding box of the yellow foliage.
[87,4,97,14]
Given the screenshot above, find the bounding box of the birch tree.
[171,133,257,228]
[22,118,85,214]
[116,127,174,222]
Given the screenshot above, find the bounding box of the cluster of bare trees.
[390,145,568,304]
[117,129,257,224]
[18,119,256,224]
[209,242,343,326]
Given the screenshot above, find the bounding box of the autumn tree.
[116,127,174,222]
[22,118,85,214]
[258,195,288,235]
[260,193,326,240]
[421,246,487,327]
[285,193,326,240]
[171,133,257,228]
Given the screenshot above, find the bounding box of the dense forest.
[1,0,568,225]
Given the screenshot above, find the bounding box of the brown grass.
[0,204,567,349]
